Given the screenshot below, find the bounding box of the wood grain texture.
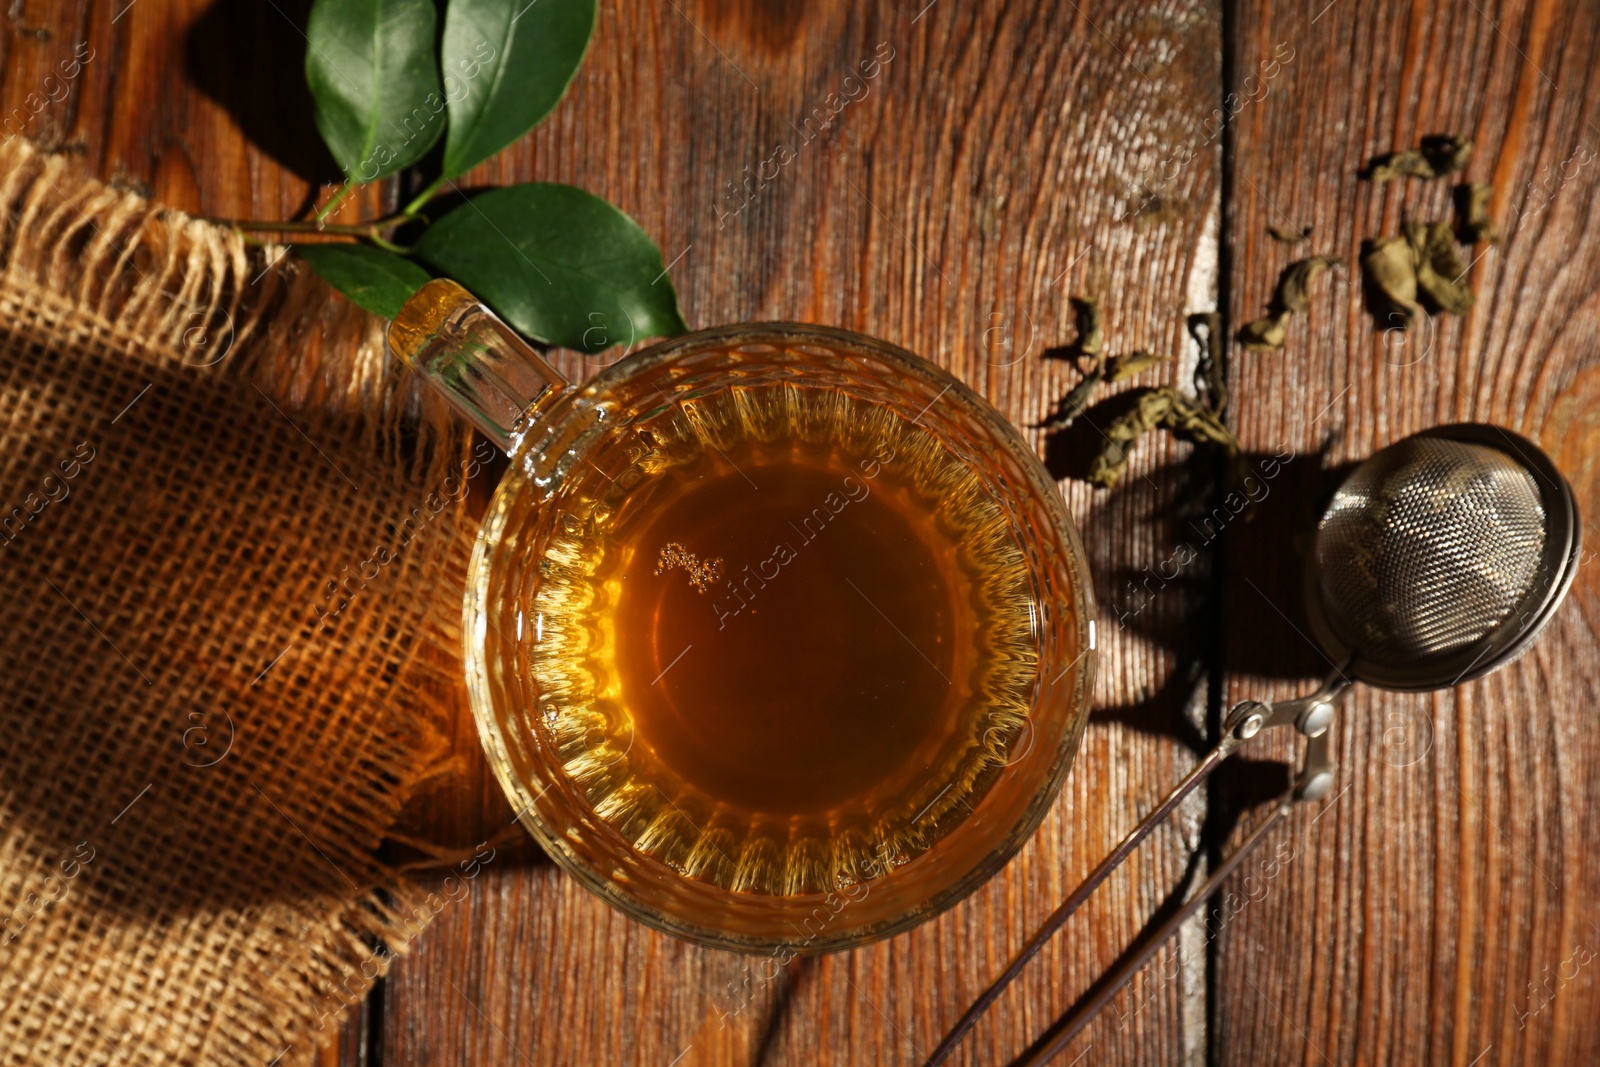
[375,0,1228,1063]
[1215,1,1600,1065]
[9,0,1599,1063]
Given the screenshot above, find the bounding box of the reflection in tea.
[523,385,1042,895]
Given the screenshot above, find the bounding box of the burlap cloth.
[0,137,482,1065]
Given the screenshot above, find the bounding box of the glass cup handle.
[387,279,570,455]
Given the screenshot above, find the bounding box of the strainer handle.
[1013,795,1295,1066]
[926,702,1271,1066]
[1011,708,1340,1065]
[1296,730,1337,800]
[929,679,1352,1066]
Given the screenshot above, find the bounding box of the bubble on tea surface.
[654,541,724,593]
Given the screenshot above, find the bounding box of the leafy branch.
[211,0,685,353]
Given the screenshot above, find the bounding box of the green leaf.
[411,183,688,351]
[440,0,596,179]
[305,0,444,182]
[298,243,433,319]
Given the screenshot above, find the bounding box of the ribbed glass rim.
[462,322,1098,953]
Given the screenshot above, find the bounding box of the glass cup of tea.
[389,280,1097,952]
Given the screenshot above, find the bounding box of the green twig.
[205,213,413,237]
[401,174,447,219]
[313,182,353,223]
[368,233,409,254]
[210,170,446,242]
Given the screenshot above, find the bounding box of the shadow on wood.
[184,0,339,190]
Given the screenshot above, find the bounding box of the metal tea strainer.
[930,423,1581,1066]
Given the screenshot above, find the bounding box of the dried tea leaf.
[1238,309,1292,351]
[1268,224,1312,244]
[1277,254,1341,313]
[1360,236,1421,321]
[1366,150,1431,182]
[1087,439,1131,488]
[1104,350,1169,383]
[1042,366,1105,431]
[1187,311,1226,414]
[1087,388,1172,488]
[1160,390,1240,453]
[1365,134,1472,182]
[1086,387,1240,489]
[1456,181,1499,244]
[1420,134,1473,177]
[1070,296,1103,357]
[1236,255,1340,354]
[1043,295,1111,431]
[1407,220,1473,314]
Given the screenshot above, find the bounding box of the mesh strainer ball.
[1305,424,1581,691]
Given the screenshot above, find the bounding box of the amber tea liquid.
[524,385,1041,895]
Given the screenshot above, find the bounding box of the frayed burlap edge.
[0,139,468,485]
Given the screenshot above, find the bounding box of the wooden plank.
[371,0,1229,1063]
[0,0,398,224]
[1215,1,1600,1063]
[2,0,1237,1062]
[16,0,1600,1062]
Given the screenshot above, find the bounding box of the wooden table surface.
[7,0,1600,1063]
